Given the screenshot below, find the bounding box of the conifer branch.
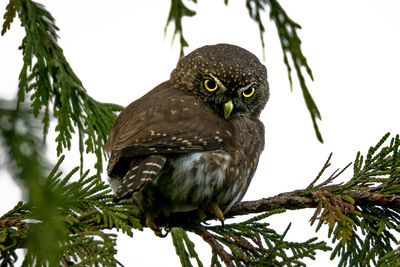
[193,226,233,267]
[0,156,141,266]
[1,0,16,35]
[189,210,330,266]
[246,0,322,142]
[226,190,400,218]
[165,0,197,57]
[171,228,204,267]
[12,0,122,175]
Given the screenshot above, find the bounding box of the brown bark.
[226,189,400,219]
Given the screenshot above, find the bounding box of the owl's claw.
[146,214,169,237]
[211,203,225,226]
[153,228,170,238]
[197,209,207,221]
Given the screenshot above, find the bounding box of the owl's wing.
[106,81,235,177]
[112,155,167,202]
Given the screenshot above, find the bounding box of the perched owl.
[106,44,269,232]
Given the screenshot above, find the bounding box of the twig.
[307,153,332,189]
[191,225,234,267]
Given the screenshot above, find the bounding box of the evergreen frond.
[0,99,50,183]
[0,202,30,266]
[199,209,330,266]
[245,0,267,57]
[245,0,322,142]
[1,0,16,35]
[268,0,322,142]
[171,228,203,267]
[165,0,197,57]
[0,157,142,266]
[0,99,64,266]
[378,246,400,266]
[305,134,400,266]
[13,0,122,175]
[61,231,119,266]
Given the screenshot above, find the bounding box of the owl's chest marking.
[161,151,232,212]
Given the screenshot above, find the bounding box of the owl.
[106,44,269,233]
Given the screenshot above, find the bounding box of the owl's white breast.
[166,151,232,213]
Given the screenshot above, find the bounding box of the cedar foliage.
[1,0,400,266]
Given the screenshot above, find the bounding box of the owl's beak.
[223,100,234,119]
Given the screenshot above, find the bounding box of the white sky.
[1,0,400,266]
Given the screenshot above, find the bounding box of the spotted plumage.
[106,44,269,231]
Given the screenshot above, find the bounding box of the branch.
[1,0,16,35]
[165,0,196,57]
[226,189,400,218]
[0,157,141,266]
[227,190,314,217]
[245,0,322,142]
[192,226,234,267]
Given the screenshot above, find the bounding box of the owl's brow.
[238,82,255,92]
[208,73,227,92]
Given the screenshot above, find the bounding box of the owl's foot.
[211,203,225,226]
[153,228,170,238]
[197,209,207,222]
[146,214,169,237]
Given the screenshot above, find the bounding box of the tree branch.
[5,186,400,234]
[226,188,400,219]
[192,225,234,267]
[226,189,315,217]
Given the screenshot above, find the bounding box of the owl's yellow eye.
[242,87,255,97]
[204,79,218,92]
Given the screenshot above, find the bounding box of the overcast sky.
[1,0,400,266]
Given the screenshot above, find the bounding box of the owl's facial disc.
[202,73,257,119]
[202,74,257,119]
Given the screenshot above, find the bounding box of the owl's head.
[170,44,269,119]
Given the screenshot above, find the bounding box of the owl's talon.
[153,228,170,238]
[211,203,225,225]
[145,214,171,237]
[145,214,161,235]
[145,214,156,229]
[197,209,207,222]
